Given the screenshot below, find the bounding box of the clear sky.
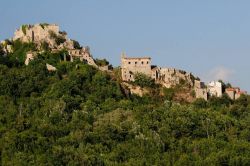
[1,0,250,91]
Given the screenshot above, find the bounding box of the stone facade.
[226,87,247,100]
[68,47,97,67]
[235,91,247,99]
[121,53,195,88]
[121,54,151,81]
[158,68,193,88]
[207,81,222,97]
[194,80,208,100]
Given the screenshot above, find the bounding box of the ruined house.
[121,53,194,88]
[207,81,222,97]
[12,24,100,68]
[194,80,208,100]
[68,47,97,67]
[121,54,151,81]
[225,87,247,100]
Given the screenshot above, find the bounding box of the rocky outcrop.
[121,82,150,97]
[46,63,57,71]
[25,51,36,65]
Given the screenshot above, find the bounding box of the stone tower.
[121,53,151,81]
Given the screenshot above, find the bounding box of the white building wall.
[208,81,222,97]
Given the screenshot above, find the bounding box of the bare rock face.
[13,24,74,50]
[46,63,57,71]
[121,82,150,97]
[25,52,36,65]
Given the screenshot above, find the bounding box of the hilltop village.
[0,23,247,101]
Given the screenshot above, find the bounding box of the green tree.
[134,73,155,88]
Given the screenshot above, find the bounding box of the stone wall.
[121,54,151,81]
[13,24,60,45]
[68,47,97,67]
[207,81,222,97]
[194,80,208,100]
[159,68,193,88]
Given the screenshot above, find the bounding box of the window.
[130,75,132,78]
[135,62,137,64]
[128,62,131,64]
[147,61,149,64]
[141,61,144,64]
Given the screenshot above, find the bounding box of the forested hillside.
[0,41,250,165]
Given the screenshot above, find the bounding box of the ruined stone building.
[68,47,97,67]
[13,24,77,50]
[121,53,194,88]
[207,81,222,97]
[14,24,60,45]
[225,87,247,100]
[194,80,208,100]
[11,23,101,69]
[158,68,193,88]
[121,54,152,81]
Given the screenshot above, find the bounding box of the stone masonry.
[121,53,195,88]
[121,53,151,81]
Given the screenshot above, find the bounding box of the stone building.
[121,53,151,81]
[207,81,222,97]
[159,68,193,88]
[68,47,97,67]
[121,53,195,87]
[194,80,208,100]
[235,90,247,99]
[225,87,247,100]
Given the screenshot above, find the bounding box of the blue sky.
[1,0,250,91]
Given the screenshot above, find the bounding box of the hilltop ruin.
[121,53,194,88]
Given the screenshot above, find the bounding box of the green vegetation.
[7,40,36,65]
[40,41,50,51]
[72,40,81,49]
[95,58,109,66]
[21,25,28,35]
[49,30,66,45]
[40,23,49,29]
[163,87,175,101]
[0,42,250,165]
[0,44,3,55]
[134,73,155,88]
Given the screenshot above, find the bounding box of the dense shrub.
[0,42,249,165]
[134,73,155,88]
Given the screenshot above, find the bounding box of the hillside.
[0,25,250,165]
